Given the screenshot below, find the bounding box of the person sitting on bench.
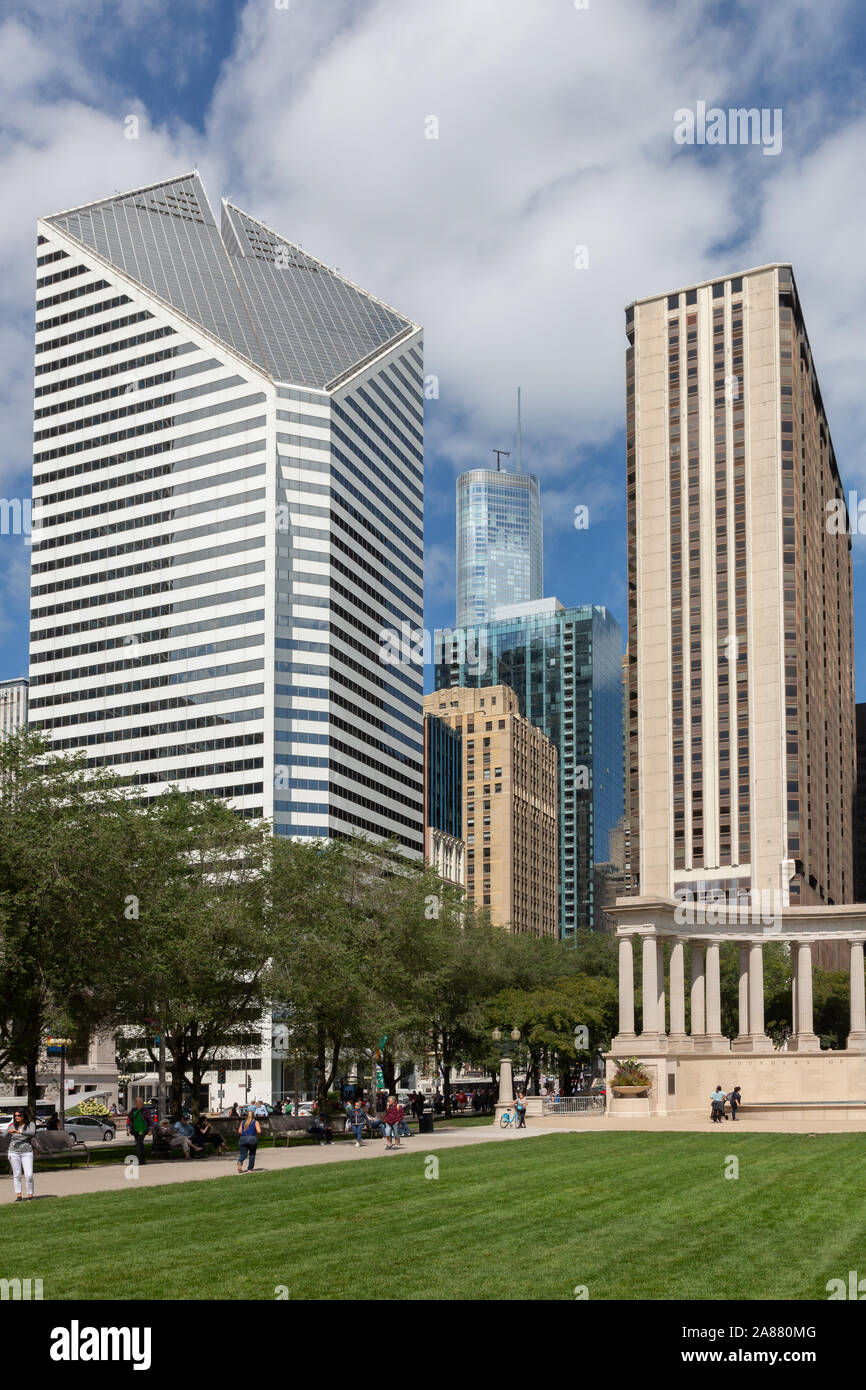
[192,1116,226,1156]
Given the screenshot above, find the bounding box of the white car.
[63,1115,115,1143]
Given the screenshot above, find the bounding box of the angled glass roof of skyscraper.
[45,172,416,389]
[220,202,414,389]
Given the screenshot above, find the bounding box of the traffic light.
[217,1067,226,1085]
[246,1074,252,1089]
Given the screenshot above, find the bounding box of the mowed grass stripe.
[3,1133,865,1300]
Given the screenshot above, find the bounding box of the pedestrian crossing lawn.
[4,1132,865,1300]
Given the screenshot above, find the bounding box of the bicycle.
[499,1106,525,1130]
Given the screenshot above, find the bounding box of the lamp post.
[492,1026,521,1122]
[46,1036,72,1117]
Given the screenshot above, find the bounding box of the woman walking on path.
[237,1109,261,1172]
[5,1109,36,1202]
[710,1086,726,1123]
[728,1086,742,1121]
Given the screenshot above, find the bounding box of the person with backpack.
[710,1086,726,1123]
[237,1109,261,1172]
[129,1098,149,1165]
[4,1109,36,1202]
[728,1086,742,1121]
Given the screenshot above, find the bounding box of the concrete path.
[5,1111,865,1203]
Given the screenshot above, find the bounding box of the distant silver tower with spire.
[455,390,542,628]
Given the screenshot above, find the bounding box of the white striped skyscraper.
[29,173,424,854]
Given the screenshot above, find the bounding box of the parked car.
[64,1115,115,1143]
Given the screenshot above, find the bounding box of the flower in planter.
[610,1058,653,1089]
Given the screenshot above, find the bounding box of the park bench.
[269,1114,345,1147]
[0,1129,90,1170]
[150,1126,228,1161]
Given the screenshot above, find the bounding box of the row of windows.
[135,781,262,807]
[331,410,422,507]
[30,605,265,664]
[36,275,109,310]
[36,261,87,290]
[30,582,266,643]
[35,309,155,360]
[35,351,214,418]
[329,446,423,544]
[32,683,265,731]
[38,465,266,540]
[36,291,131,338]
[88,732,263,768]
[33,505,266,583]
[34,327,178,387]
[35,414,267,490]
[31,564,264,625]
[30,658,265,709]
[30,632,263,687]
[124,756,264,787]
[341,390,423,471]
[31,533,265,601]
[34,391,266,465]
[34,371,246,440]
[38,437,267,509]
[47,706,263,751]
[362,378,423,447]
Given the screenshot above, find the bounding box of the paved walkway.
[6,1111,866,1202]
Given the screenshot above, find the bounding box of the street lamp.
[491,1026,521,1121]
[46,1036,72,1116]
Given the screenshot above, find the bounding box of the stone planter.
[611,1084,650,1098]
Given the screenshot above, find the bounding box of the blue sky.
[3,0,866,696]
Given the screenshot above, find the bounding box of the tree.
[484,974,618,1093]
[109,792,273,1120]
[0,728,133,1115]
[267,834,396,1117]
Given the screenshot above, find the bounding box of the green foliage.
[610,1057,653,1088]
[68,1099,111,1118]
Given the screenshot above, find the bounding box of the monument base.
[605,1047,866,1117]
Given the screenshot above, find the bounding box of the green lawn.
[5,1132,865,1300]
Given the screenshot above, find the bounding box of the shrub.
[610,1058,653,1090]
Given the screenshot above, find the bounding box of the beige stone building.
[624,265,855,965]
[424,686,558,935]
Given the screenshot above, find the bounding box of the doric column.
[791,942,820,1051]
[612,935,636,1050]
[705,942,729,1049]
[656,939,667,1041]
[690,942,708,1049]
[747,941,773,1052]
[731,945,750,1052]
[847,940,866,1052]
[640,934,659,1043]
[668,938,689,1047]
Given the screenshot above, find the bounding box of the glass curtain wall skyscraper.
[436,598,623,936]
[456,469,542,628]
[28,173,424,856]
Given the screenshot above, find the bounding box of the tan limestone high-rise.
[625,264,855,915]
[424,686,558,935]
